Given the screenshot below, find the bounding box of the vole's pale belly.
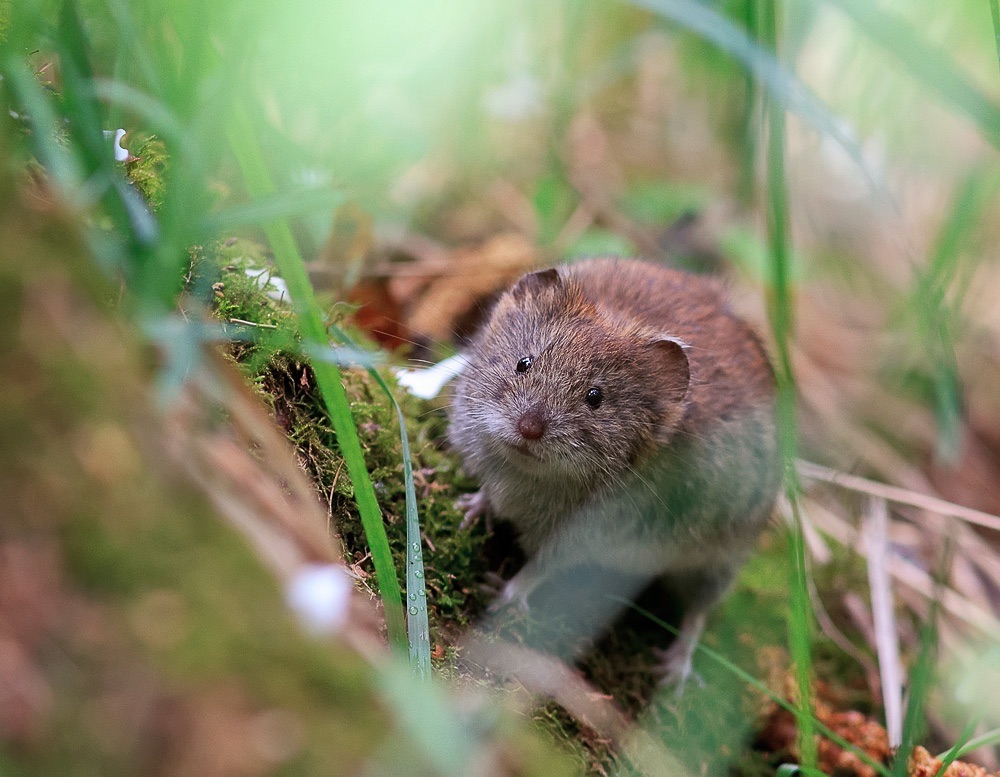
[488,466,740,578]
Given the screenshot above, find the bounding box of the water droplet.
[417,590,425,597]
[409,606,418,615]
[409,593,417,601]
[411,543,419,551]
[414,571,423,579]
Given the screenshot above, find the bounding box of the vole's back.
[567,259,776,433]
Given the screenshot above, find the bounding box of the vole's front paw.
[456,490,491,530]
[479,571,508,596]
[485,574,532,615]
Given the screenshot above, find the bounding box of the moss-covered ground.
[192,235,876,775]
[191,240,494,638]
[18,132,880,774]
[0,165,575,777]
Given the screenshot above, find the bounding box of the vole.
[448,258,779,688]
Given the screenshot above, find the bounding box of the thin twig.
[228,317,279,329]
[864,496,903,748]
[807,505,1000,639]
[797,460,1000,533]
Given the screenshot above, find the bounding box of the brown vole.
[448,258,779,688]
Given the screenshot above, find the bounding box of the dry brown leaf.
[757,680,890,777]
[345,277,409,350]
[405,232,537,341]
[909,745,999,777]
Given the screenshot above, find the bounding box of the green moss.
[190,239,492,646]
[61,510,148,594]
[0,184,379,776]
[0,174,573,777]
[124,133,168,210]
[194,240,825,771]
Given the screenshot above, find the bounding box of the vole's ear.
[648,336,690,405]
[509,268,562,300]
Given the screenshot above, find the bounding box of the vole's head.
[453,267,690,482]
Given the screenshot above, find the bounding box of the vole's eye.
[515,356,534,373]
[585,387,603,409]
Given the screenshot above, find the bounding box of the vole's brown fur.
[449,258,779,687]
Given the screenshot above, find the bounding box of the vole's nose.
[516,408,546,440]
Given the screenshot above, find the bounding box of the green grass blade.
[623,601,892,777]
[893,538,952,777]
[940,726,1000,763]
[92,78,191,152]
[203,187,346,234]
[759,1,817,770]
[912,171,993,464]
[57,0,105,174]
[2,57,84,192]
[53,0,159,278]
[328,324,432,680]
[991,0,1000,75]
[1,54,146,278]
[932,717,982,777]
[825,0,1000,150]
[627,0,874,188]
[737,0,761,206]
[892,617,938,776]
[227,103,407,655]
[1,0,40,54]
[784,499,818,770]
[99,0,166,96]
[908,171,996,463]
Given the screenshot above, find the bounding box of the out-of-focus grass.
[1,0,421,663]
[4,0,1000,772]
[753,0,819,768]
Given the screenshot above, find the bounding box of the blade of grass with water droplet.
[328,323,431,680]
[228,103,407,655]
